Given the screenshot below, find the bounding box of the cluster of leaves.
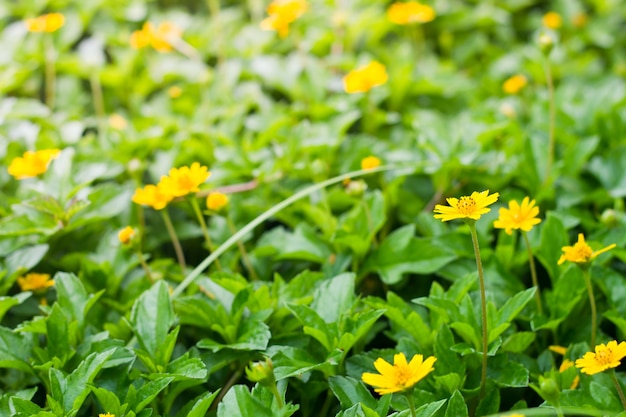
[2,0,626,416]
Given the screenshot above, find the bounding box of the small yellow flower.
[343,61,388,94]
[433,190,499,222]
[25,13,65,33]
[549,345,567,355]
[17,273,55,292]
[8,149,61,179]
[493,197,541,235]
[99,413,115,417]
[108,114,128,130]
[387,2,436,25]
[118,226,136,244]
[506,414,525,417]
[503,74,528,94]
[206,192,229,211]
[557,233,616,265]
[168,86,182,98]
[361,156,381,170]
[158,163,210,197]
[132,184,174,210]
[542,11,562,29]
[260,0,308,38]
[130,22,182,52]
[575,340,626,375]
[362,352,436,395]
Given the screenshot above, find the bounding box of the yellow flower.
[361,156,381,170]
[549,345,567,355]
[387,2,436,25]
[158,163,210,197]
[130,22,182,52]
[108,114,128,130]
[17,273,54,292]
[433,190,499,222]
[25,13,65,33]
[168,86,182,98]
[557,233,616,265]
[575,340,626,375]
[260,0,308,38]
[8,149,61,179]
[118,226,136,244]
[502,74,528,94]
[99,413,115,417]
[362,352,436,395]
[132,184,174,210]
[506,414,525,417]
[493,197,541,235]
[542,11,562,29]
[343,61,388,94]
[206,192,229,211]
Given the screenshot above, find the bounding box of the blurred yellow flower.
[387,2,436,25]
[168,86,183,98]
[557,233,616,265]
[132,184,174,210]
[99,413,115,417]
[361,156,381,170]
[575,340,626,375]
[433,190,499,222]
[503,74,527,94]
[542,11,562,29]
[549,345,567,355]
[572,12,587,28]
[343,61,388,94]
[130,22,182,52]
[18,273,54,292]
[24,13,65,33]
[108,114,128,130]
[494,197,541,235]
[158,162,210,197]
[260,0,308,38]
[362,352,436,395]
[118,226,136,244]
[206,192,229,211]
[8,149,61,179]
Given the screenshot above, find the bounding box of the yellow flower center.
[595,348,612,365]
[395,365,411,386]
[574,244,593,261]
[457,196,476,215]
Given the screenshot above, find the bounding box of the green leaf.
[163,353,208,381]
[91,387,124,417]
[6,244,49,276]
[287,304,333,351]
[487,355,529,387]
[177,390,220,417]
[0,293,31,322]
[54,272,104,327]
[444,390,468,417]
[0,326,32,373]
[329,376,377,410]
[9,397,44,415]
[133,377,174,412]
[536,213,568,283]
[311,273,355,323]
[130,281,175,359]
[414,399,446,417]
[46,303,71,363]
[258,224,332,263]
[501,332,536,353]
[335,403,380,417]
[217,385,274,417]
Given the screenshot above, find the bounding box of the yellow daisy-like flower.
[362,352,436,395]
[130,22,182,52]
[557,233,616,265]
[502,74,528,94]
[17,273,55,292]
[387,2,436,25]
[24,13,65,33]
[433,190,499,222]
[361,156,381,170]
[260,0,308,38]
[542,11,562,29]
[8,149,61,179]
[493,197,541,235]
[132,184,175,210]
[206,192,229,211]
[158,163,210,197]
[118,226,136,244]
[575,340,626,375]
[343,61,388,94]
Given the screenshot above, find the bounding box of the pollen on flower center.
[395,366,411,385]
[575,245,593,261]
[596,349,611,364]
[457,197,476,215]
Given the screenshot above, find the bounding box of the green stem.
[405,392,417,417]
[522,231,543,315]
[226,214,258,280]
[160,209,187,274]
[582,268,597,348]
[135,249,154,283]
[89,71,106,122]
[611,369,626,410]
[319,389,333,417]
[171,164,409,298]
[544,56,555,185]
[44,34,56,109]
[269,384,284,409]
[467,222,488,399]
[190,197,223,270]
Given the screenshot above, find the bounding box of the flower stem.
[611,369,626,410]
[135,249,154,283]
[522,231,543,315]
[582,268,597,348]
[544,55,555,185]
[226,214,258,281]
[405,392,417,417]
[44,34,56,110]
[160,209,187,274]
[269,384,284,409]
[468,222,488,399]
[190,197,222,270]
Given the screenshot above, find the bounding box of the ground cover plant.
[2,0,626,416]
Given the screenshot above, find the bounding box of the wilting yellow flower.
[17,273,55,292]
[575,340,626,375]
[542,12,562,29]
[8,149,61,179]
[158,163,210,197]
[118,226,136,244]
[557,233,616,265]
[130,22,182,52]
[549,345,568,355]
[168,86,182,98]
[361,156,381,170]
[362,352,436,395]
[387,2,436,25]
[206,192,229,211]
[503,74,528,94]
[343,61,388,94]
[24,13,65,33]
[433,190,499,222]
[132,184,174,210]
[260,0,308,38]
[494,197,541,235]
